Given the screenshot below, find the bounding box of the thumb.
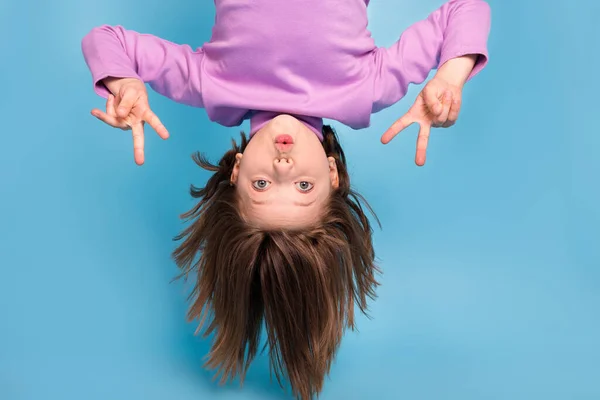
[423,84,443,116]
[116,87,139,119]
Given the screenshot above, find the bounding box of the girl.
[82,0,491,398]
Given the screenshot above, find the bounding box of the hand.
[91,78,169,165]
[380,76,462,166]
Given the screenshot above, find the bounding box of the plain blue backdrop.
[1,0,598,399]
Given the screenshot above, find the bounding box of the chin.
[264,114,314,142]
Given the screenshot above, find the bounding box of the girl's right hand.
[91,77,169,165]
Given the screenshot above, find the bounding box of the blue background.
[1,0,598,399]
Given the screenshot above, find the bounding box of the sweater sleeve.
[371,0,491,113]
[81,25,205,108]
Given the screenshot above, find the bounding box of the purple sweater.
[81,0,491,138]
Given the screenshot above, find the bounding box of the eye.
[296,181,314,192]
[252,179,271,191]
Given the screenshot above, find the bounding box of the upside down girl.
[81,0,491,398]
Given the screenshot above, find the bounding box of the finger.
[131,122,145,165]
[443,96,462,127]
[91,108,129,129]
[415,121,431,166]
[116,89,139,119]
[423,85,443,116]
[381,113,415,144]
[106,94,118,117]
[434,91,452,126]
[142,108,170,139]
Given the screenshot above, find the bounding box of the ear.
[230,153,243,185]
[328,156,339,189]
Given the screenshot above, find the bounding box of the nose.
[273,156,293,174]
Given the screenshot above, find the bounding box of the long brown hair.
[173,125,380,399]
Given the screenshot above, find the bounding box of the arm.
[372,0,491,112]
[81,25,205,107]
[435,54,478,87]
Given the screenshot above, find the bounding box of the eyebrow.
[250,198,317,207]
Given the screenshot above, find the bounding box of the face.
[230,114,339,229]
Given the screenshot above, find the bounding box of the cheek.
[235,174,253,193]
[314,158,335,180]
[311,173,334,197]
[238,154,265,176]
[240,141,276,168]
[234,182,255,208]
[294,145,329,168]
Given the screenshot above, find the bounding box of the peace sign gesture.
[91,78,169,165]
[380,76,463,166]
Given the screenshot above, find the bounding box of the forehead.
[239,192,327,229]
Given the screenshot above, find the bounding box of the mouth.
[275,134,294,145]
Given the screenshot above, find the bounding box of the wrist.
[102,77,140,96]
[436,54,478,87]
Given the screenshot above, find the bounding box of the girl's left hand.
[380,76,463,166]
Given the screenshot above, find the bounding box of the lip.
[275,143,293,153]
[275,134,294,145]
